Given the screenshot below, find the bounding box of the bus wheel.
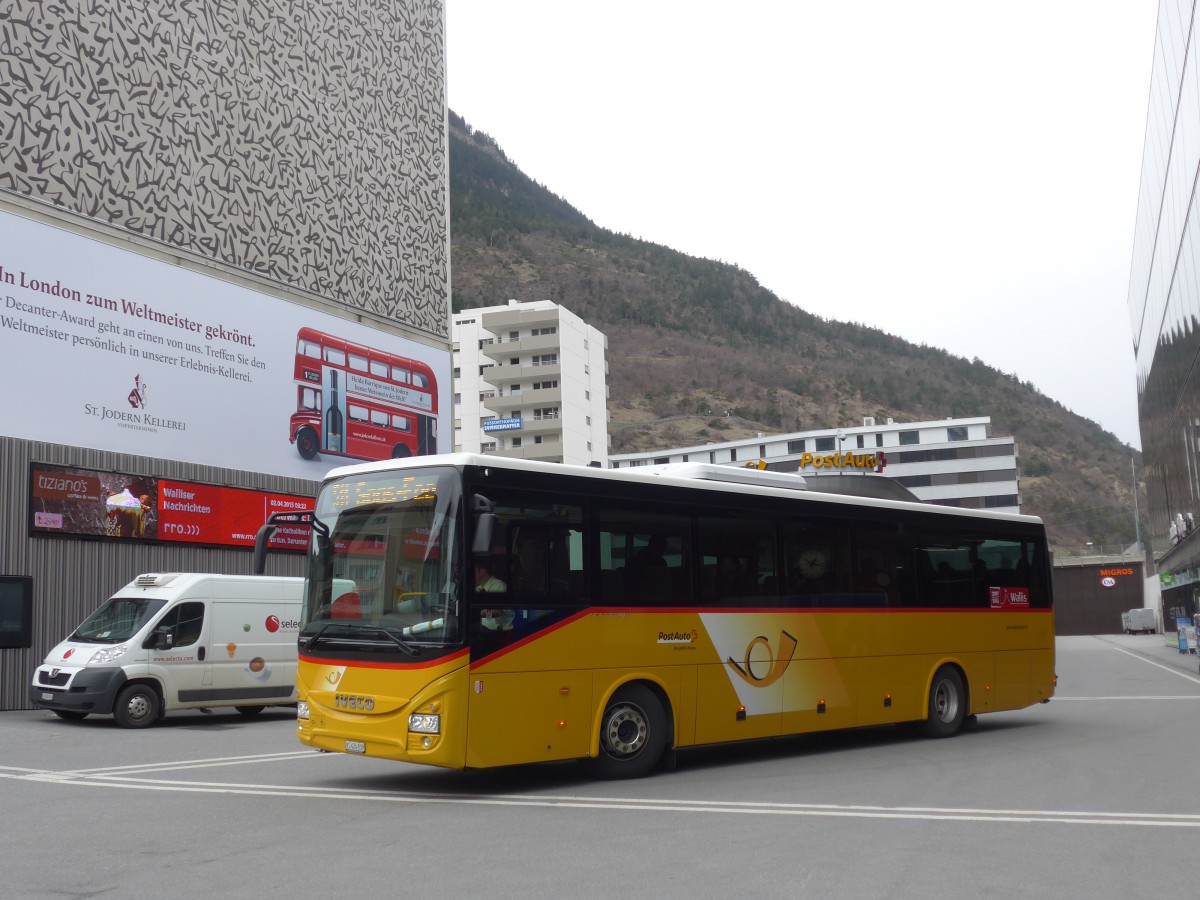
[588,684,667,779]
[114,684,160,729]
[918,666,966,738]
[391,443,412,459]
[296,426,320,460]
[53,710,88,721]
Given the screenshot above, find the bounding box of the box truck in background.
[30,573,303,727]
[1121,607,1158,634]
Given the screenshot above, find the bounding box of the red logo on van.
[63,648,75,659]
[265,615,281,633]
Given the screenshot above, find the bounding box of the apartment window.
[533,354,558,366]
[730,448,738,462]
[655,457,669,465]
[948,426,969,442]
[531,326,557,336]
[856,435,865,449]
[533,407,560,420]
[482,441,497,452]
[585,390,591,400]
[510,357,519,366]
[534,435,544,444]
[587,442,592,451]
[788,439,805,453]
[876,433,883,447]
[899,431,920,445]
[509,331,519,341]
[510,384,522,394]
[532,380,558,390]
[511,437,522,448]
[459,318,475,325]
[479,338,494,347]
[479,364,493,374]
[759,444,767,457]
[586,416,591,425]
[453,393,461,405]
[815,437,835,451]
[453,367,461,378]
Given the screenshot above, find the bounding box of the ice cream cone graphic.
[226,642,237,658]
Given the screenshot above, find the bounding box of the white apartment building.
[610,416,1020,513]
[453,299,610,466]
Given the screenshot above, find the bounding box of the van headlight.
[408,713,440,734]
[297,701,310,720]
[88,644,128,665]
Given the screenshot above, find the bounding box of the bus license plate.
[345,740,366,753]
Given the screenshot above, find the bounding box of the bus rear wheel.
[391,443,412,459]
[587,684,668,779]
[918,666,967,738]
[296,426,319,460]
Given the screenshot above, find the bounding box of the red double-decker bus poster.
[158,480,312,549]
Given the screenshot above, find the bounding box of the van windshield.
[70,597,167,643]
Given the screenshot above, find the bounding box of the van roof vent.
[135,573,181,588]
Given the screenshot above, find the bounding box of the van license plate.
[41,693,53,701]
[345,740,366,753]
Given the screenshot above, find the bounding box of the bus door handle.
[198,646,206,661]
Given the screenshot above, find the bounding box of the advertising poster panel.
[0,210,449,481]
[30,463,312,551]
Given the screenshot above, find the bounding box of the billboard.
[0,210,450,481]
[30,463,312,552]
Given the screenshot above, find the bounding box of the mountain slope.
[447,112,1143,553]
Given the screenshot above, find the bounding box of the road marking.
[1102,641,1200,687]
[9,763,1200,828]
[1053,696,1200,700]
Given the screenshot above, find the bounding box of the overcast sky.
[446,1,1158,449]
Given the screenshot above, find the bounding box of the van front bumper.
[30,667,127,715]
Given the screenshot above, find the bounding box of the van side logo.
[727,630,798,687]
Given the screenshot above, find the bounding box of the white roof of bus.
[322,452,1043,526]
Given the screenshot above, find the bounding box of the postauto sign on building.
[483,417,522,433]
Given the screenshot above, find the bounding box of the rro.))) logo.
[726,630,799,687]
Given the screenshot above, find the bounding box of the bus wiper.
[376,627,421,656]
[301,624,418,656]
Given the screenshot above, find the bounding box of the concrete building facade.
[610,416,1020,514]
[0,3,450,710]
[452,300,610,466]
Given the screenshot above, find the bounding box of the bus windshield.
[70,597,167,644]
[301,467,463,658]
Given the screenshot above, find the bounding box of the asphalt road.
[3,634,1199,900]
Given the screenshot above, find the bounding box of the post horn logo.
[727,630,799,687]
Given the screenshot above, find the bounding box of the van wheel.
[918,666,966,738]
[235,706,265,717]
[586,684,668,779]
[53,710,88,721]
[114,684,160,729]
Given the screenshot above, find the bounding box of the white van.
[30,572,304,728]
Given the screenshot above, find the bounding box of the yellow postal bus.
[293,454,1054,778]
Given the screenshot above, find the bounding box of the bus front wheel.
[587,684,668,779]
[296,426,320,460]
[918,666,967,738]
[391,443,412,459]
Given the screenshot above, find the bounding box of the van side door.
[147,600,211,705]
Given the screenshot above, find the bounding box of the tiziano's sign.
[798,451,887,473]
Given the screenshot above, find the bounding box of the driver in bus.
[476,558,512,632]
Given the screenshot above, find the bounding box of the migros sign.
[798,451,885,472]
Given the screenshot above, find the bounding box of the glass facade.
[1128,1,1200,618]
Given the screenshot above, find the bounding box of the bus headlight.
[408,713,440,734]
[297,701,310,720]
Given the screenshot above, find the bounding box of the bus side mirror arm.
[471,494,496,555]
